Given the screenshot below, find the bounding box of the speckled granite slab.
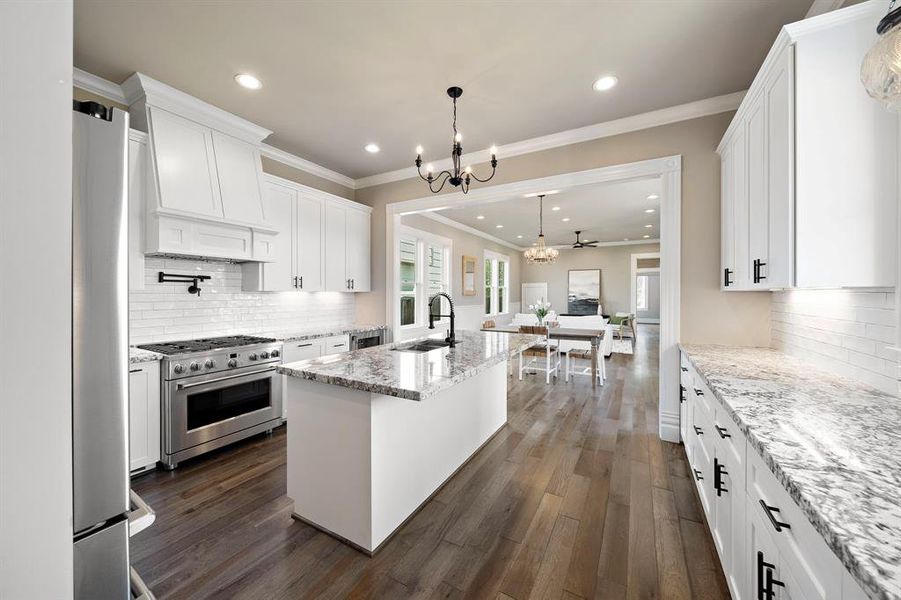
[278,329,541,401]
[129,347,163,364]
[272,324,388,343]
[681,344,901,600]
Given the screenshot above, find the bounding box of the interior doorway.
[631,252,661,324]
[521,282,548,311]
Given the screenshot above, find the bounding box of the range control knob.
[248,353,258,361]
[190,362,201,372]
[260,350,270,359]
[227,358,238,368]
[270,349,280,358]
[205,359,216,369]
[173,364,185,374]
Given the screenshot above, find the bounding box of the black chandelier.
[414,86,498,194]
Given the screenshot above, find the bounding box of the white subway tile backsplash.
[130,257,356,344]
[771,290,898,396]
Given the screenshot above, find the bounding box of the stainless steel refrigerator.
[72,100,132,599]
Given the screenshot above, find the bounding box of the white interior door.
[521,283,548,312]
[636,271,660,323]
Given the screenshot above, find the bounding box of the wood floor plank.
[526,515,579,600]
[498,493,564,599]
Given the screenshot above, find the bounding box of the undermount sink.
[393,339,461,353]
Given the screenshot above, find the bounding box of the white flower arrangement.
[528,300,552,324]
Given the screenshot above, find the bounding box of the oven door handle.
[176,367,278,390]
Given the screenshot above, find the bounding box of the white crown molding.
[74,68,128,105]
[121,72,272,143]
[417,212,525,251]
[549,238,661,250]
[262,173,371,213]
[355,92,743,189]
[260,144,356,190]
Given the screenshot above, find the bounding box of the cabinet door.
[148,107,223,219]
[712,450,748,600]
[281,340,324,420]
[720,144,735,291]
[324,204,348,291]
[730,125,750,289]
[746,93,768,289]
[690,407,715,519]
[765,44,794,289]
[129,362,160,473]
[211,131,266,225]
[128,137,146,291]
[296,194,324,292]
[246,182,295,292]
[346,209,370,292]
[748,503,785,600]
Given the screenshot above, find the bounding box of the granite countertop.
[680,344,901,600]
[272,324,387,343]
[129,347,164,364]
[278,329,541,401]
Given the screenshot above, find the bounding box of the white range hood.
[122,72,278,262]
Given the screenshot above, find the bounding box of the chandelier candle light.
[415,87,498,194]
[861,0,901,111]
[524,194,559,264]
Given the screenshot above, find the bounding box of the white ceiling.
[74,1,814,180]
[433,178,661,247]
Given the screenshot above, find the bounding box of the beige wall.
[355,112,771,345]
[73,87,356,201]
[400,214,521,309]
[521,243,660,316]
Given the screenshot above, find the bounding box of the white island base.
[285,361,508,554]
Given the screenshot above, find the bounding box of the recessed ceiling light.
[496,224,504,229]
[551,206,561,211]
[623,238,630,241]
[647,194,659,200]
[593,75,618,91]
[643,235,651,239]
[364,143,380,153]
[562,217,570,222]
[645,208,656,213]
[476,215,485,220]
[234,73,262,90]
[517,235,523,239]
[644,224,654,228]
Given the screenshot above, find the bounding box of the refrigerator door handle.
[130,567,156,600]
[127,490,156,537]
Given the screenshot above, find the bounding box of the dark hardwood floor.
[132,325,729,599]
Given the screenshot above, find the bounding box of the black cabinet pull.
[724,267,733,287]
[759,499,791,532]
[293,276,298,288]
[680,385,686,404]
[694,388,704,396]
[766,569,785,598]
[715,425,731,439]
[298,275,303,289]
[680,366,688,372]
[753,259,768,284]
[757,551,777,600]
[714,458,728,496]
[297,342,314,348]
[693,425,704,435]
[693,469,703,482]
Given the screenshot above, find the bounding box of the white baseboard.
[659,409,681,444]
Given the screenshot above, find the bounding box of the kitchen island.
[276,329,540,554]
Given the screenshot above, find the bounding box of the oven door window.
[186,378,272,431]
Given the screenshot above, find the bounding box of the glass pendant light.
[861,0,901,111]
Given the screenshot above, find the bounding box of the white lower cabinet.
[280,335,350,419]
[129,361,161,473]
[681,351,857,600]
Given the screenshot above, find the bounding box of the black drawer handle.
[694,388,704,396]
[714,458,728,497]
[724,267,733,287]
[715,425,731,439]
[693,425,703,435]
[693,469,703,482]
[759,499,791,532]
[757,551,776,600]
[297,343,314,348]
[766,569,785,598]
[680,366,688,372]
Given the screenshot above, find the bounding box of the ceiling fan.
[571,231,599,249]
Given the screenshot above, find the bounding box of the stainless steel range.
[138,335,283,469]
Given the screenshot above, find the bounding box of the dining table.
[479,324,606,388]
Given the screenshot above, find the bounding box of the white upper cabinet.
[346,208,371,292]
[718,3,898,291]
[242,175,368,293]
[296,193,324,292]
[123,72,276,262]
[147,106,223,219]
[324,203,348,291]
[211,131,266,226]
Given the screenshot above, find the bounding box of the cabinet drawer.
[283,339,324,363]
[321,335,350,354]
[746,449,842,600]
[713,405,746,477]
